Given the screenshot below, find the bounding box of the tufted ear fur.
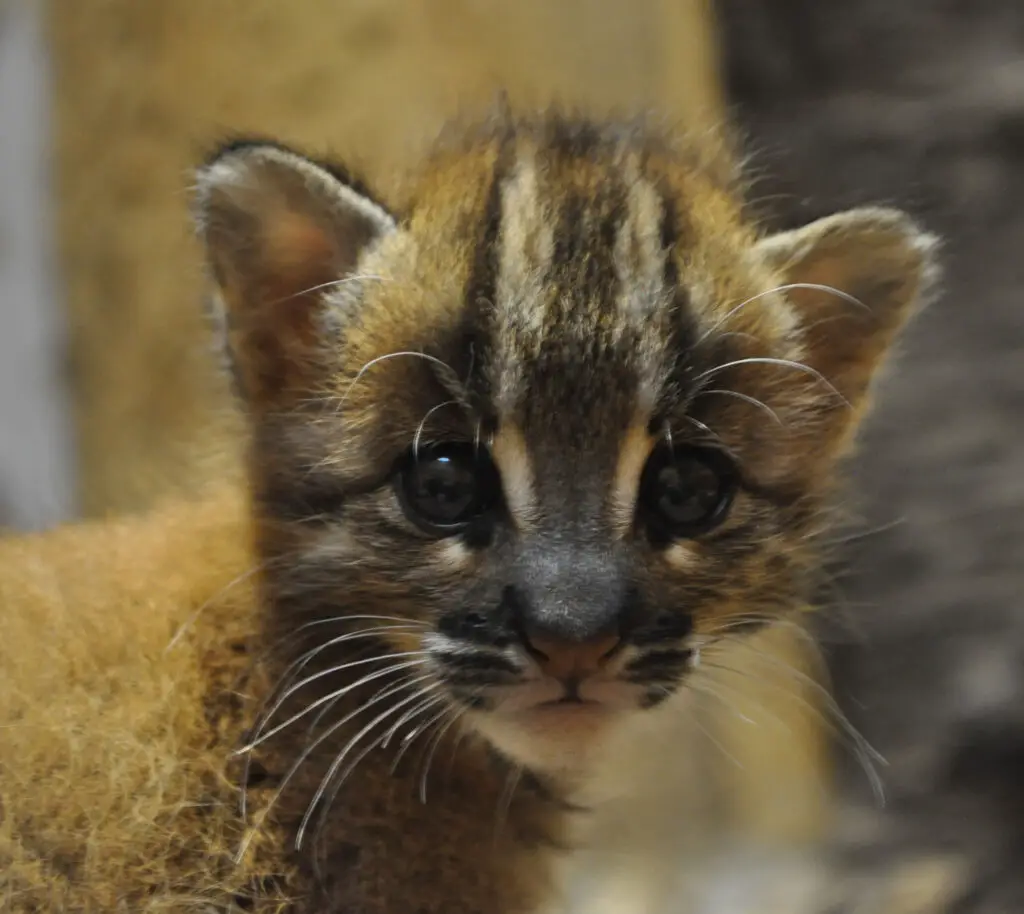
[756,206,940,414]
[194,142,396,409]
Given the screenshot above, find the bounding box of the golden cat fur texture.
[0,107,938,913]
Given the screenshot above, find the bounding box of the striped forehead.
[465,133,683,524]
[482,138,679,426]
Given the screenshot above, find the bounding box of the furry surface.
[0,485,291,912]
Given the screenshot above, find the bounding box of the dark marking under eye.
[625,648,692,681]
[436,651,520,677]
[631,611,694,646]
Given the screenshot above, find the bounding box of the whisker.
[683,415,724,446]
[309,691,448,859]
[237,669,427,862]
[493,764,523,843]
[305,670,436,740]
[267,274,387,306]
[389,697,451,774]
[702,640,886,804]
[413,400,458,458]
[257,623,424,721]
[335,351,463,414]
[694,282,869,349]
[683,694,745,770]
[419,708,464,805]
[165,558,285,652]
[239,654,430,753]
[298,687,435,848]
[695,388,784,426]
[381,687,445,750]
[240,624,419,819]
[694,357,850,409]
[688,677,832,805]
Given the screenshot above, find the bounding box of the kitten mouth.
[496,675,639,716]
[535,694,600,709]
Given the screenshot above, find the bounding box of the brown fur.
[0,485,294,911]
[2,107,939,913]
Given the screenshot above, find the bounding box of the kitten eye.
[638,444,737,542]
[395,442,499,536]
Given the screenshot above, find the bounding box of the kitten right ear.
[194,142,396,407]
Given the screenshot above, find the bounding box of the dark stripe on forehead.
[647,179,702,427]
[658,180,681,292]
[546,171,627,322]
[541,115,607,161]
[459,134,516,420]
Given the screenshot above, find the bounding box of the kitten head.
[195,113,938,772]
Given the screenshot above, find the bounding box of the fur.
[1,106,939,912]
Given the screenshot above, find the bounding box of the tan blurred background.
[50,0,723,520]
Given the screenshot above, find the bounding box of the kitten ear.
[756,207,940,412]
[194,142,396,407]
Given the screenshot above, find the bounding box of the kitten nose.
[521,628,621,680]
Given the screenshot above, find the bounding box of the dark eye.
[395,442,499,536]
[638,444,737,543]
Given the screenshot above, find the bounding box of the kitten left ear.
[194,142,396,407]
[755,206,940,411]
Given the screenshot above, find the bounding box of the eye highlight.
[637,444,737,544]
[395,442,501,536]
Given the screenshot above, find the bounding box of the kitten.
[192,108,939,912]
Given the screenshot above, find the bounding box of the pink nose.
[522,630,621,679]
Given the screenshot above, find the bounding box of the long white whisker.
[684,415,724,446]
[336,351,460,414]
[687,695,746,770]
[289,613,430,636]
[309,691,447,856]
[238,654,429,753]
[236,671,427,862]
[418,708,463,805]
[257,624,423,725]
[165,559,282,652]
[703,641,886,804]
[493,764,523,842]
[694,357,849,408]
[297,687,433,848]
[696,388,784,426]
[305,671,436,740]
[241,623,420,818]
[391,701,451,774]
[688,678,831,804]
[413,400,457,458]
[381,686,446,749]
[695,282,869,348]
[267,274,386,306]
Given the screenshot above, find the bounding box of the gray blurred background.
[717,1,1024,906]
[0,0,74,530]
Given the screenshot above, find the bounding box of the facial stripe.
[614,166,669,323]
[613,165,676,410]
[609,420,656,538]
[489,422,537,530]
[490,146,555,414]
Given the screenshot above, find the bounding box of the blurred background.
[1,0,1021,910]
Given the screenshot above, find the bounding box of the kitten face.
[195,114,937,769]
